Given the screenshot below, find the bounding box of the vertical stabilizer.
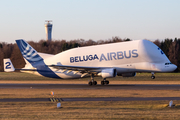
[16,39,43,64]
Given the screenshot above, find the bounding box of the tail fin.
[16,39,43,64]
[3,59,15,72]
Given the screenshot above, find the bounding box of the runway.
[1,83,180,102]
[0,97,180,102]
[0,83,180,90]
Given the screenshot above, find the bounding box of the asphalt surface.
[1,84,180,102]
[0,84,180,90]
[0,97,180,102]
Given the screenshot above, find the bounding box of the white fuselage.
[23,40,177,79]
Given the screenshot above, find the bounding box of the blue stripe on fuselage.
[33,61,61,79]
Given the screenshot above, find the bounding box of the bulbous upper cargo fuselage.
[45,39,176,73]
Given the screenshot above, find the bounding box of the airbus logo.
[70,49,138,63]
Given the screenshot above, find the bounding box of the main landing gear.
[88,81,97,85]
[101,78,109,85]
[88,74,97,86]
[151,72,155,79]
[88,74,109,86]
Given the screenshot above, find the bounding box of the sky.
[0,0,180,43]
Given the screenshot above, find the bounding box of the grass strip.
[1,101,180,120]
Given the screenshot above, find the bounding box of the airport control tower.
[45,20,53,41]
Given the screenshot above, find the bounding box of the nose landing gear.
[151,72,155,79]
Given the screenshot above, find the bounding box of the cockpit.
[165,63,173,65]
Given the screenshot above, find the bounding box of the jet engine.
[98,69,117,78]
[121,72,136,77]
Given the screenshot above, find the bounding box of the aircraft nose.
[172,64,177,71]
[161,63,177,72]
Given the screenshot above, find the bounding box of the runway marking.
[1,97,180,102]
[49,98,63,102]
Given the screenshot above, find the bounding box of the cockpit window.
[165,63,172,65]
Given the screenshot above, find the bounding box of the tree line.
[0,37,179,72]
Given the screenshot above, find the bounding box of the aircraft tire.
[151,76,155,79]
[101,81,104,85]
[88,81,93,86]
[105,81,109,85]
[93,81,97,85]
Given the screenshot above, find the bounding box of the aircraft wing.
[48,64,103,72]
[48,64,109,77]
[17,65,102,72]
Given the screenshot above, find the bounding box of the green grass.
[0,72,54,81]
[1,101,180,120]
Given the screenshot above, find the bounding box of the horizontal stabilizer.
[3,59,15,72]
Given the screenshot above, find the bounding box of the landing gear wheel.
[88,81,92,86]
[93,81,97,85]
[101,80,109,85]
[101,81,104,85]
[88,74,97,86]
[105,81,109,85]
[151,72,155,79]
[151,76,155,79]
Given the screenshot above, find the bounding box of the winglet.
[16,39,43,64]
[3,59,15,72]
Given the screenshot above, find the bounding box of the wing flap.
[48,65,102,73]
[48,64,112,77]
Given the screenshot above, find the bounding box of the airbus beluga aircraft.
[4,39,177,85]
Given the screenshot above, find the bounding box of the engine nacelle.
[121,72,136,77]
[98,69,117,78]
